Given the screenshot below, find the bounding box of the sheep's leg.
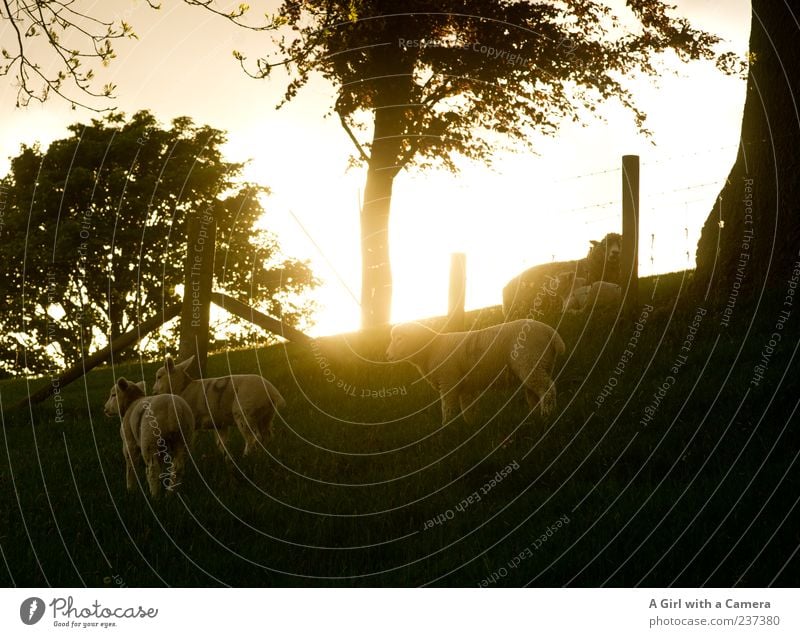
[145,455,161,498]
[459,392,480,424]
[523,368,557,419]
[260,404,277,443]
[233,409,257,457]
[508,352,557,420]
[160,439,186,495]
[123,442,140,492]
[538,381,557,418]
[166,442,186,494]
[440,389,462,424]
[215,427,234,463]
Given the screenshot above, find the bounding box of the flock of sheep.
[502,232,623,319]
[103,356,285,497]
[104,233,624,497]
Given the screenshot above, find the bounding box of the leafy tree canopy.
[239,0,736,174]
[0,110,317,374]
[227,0,739,326]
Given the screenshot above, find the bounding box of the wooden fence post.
[447,252,467,332]
[622,155,640,316]
[178,209,216,376]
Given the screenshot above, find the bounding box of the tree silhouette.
[694,2,800,326]
[0,111,317,374]
[228,0,734,327]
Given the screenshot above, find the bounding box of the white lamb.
[557,272,622,314]
[555,272,587,312]
[103,378,195,497]
[152,355,286,459]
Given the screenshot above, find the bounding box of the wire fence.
[289,140,743,306]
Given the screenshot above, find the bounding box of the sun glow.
[0,0,752,340]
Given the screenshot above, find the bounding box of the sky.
[0,0,752,336]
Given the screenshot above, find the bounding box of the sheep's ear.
[117,378,129,391]
[165,356,174,372]
[590,240,599,247]
[176,355,195,371]
[136,381,146,393]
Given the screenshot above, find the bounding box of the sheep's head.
[587,233,622,282]
[386,323,436,363]
[589,233,622,264]
[104,378,146,418]
[153,355,194,395]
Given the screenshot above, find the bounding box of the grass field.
[1,270,798,586]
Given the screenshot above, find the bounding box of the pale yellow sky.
[0,1,752,335]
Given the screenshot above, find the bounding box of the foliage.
[0,0,160,109]
[0,110,317,374]
[236,0,732,173]
[223,0,738,326]
[0,1,282,110]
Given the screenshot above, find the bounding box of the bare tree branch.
[0,0,158,110]
[337,108,370,163]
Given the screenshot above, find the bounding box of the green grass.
[1,270,798,586]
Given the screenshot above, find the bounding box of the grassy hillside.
[1,271,798,586]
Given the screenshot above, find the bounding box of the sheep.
[502,259,585,320]
[556,272,622,314]
[555,272,588,312]
[152,355,286,459]
[585,232,622,285]
[103,378,195,497]
[386,319,565,424]
[502,232,622,320]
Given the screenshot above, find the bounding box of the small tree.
[226,0,734,327]
[0,111,317,374]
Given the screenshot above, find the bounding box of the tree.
[694,2,799,324]
[228,0,733,327]
[0,0,160,109]
[0,1,271,109]
[0,111,317,375]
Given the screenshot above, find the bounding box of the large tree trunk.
[694,2,800,322]
[359,66,412,329]
[360,108,397,328]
